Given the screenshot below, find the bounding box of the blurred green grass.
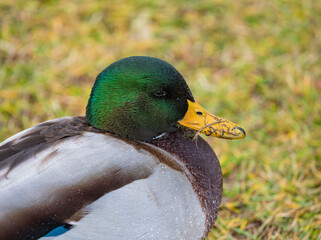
[0,0,320,239]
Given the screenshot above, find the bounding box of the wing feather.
[0,117,158,239]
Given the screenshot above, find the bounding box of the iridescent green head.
[86,56,194,141]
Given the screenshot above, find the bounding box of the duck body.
[0,117,222,240]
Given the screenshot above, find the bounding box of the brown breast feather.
[149,131,223,237]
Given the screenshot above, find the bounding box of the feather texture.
[0,117,221,240]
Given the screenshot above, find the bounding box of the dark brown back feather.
[0,117,104,174]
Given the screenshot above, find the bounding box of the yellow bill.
[178,100,246,139]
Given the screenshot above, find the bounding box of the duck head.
[86,56,245,141]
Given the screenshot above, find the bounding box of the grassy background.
[0,0,320,239]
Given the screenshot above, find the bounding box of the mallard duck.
[0,56,245,240]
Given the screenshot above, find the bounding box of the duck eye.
[153,90,166,97]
